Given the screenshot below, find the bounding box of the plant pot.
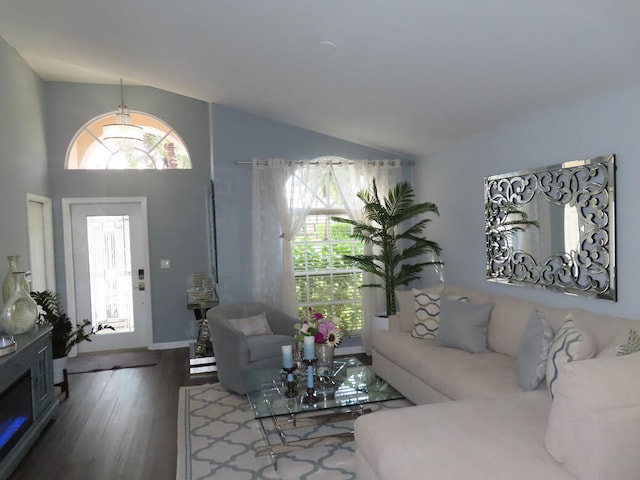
[372,314,389,331]
[53,356,68,384]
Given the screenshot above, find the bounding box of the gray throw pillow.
[436,297,494,353]
[516,309,554,391]
[228,312,273,336]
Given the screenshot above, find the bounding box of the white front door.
[63,198,152,353]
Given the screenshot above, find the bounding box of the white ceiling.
[2,0,640,157]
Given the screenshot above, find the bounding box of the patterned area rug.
[177,383,409,480]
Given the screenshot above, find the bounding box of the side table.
[187,301,218,375]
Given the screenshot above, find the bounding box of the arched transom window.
[67,112,192,170]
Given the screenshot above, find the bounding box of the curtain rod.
[233,159,414,166]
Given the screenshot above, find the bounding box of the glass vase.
[2,255,29,304]
[315,343,334,377]
[0,272,38,335]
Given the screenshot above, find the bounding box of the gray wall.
[212,104,414,304]
[416,82,640,320]
[45,83,211,344]
[0,38,49,279]
[41,87,412,345]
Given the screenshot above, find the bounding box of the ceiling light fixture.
[103,78,143,151]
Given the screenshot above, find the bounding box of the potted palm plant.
[332,179,443,317]
[31,290,114,382]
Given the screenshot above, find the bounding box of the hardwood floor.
[9,348,212,480]
[8,349,368,480]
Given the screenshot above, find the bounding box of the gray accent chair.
[207,302,298,394]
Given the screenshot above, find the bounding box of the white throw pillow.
[545,316,596,398]
[410,290,467,339]
[228,312,273,336]
[545,353,640,480]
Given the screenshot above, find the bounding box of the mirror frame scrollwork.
[485,154,616,301]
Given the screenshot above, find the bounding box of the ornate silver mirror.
[485,155,616,300]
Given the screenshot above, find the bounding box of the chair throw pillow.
[617,328,640,356]
[436,298,494,353]
[228,312,273,336]
[545,316,596,398]
[516,309,554,391]
[411,290,467,339]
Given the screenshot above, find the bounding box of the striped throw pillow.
[617,328,640,356]
[411,290,467,339]
[546,317,596,398]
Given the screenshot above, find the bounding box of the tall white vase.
[0,272,38,335]
[2,255,29,304]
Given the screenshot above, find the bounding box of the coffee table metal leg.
[254,407,371,463]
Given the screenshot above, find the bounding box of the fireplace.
[0,372,33,462]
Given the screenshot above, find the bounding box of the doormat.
[66,350,162,374]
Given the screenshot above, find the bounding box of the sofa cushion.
[546,317,596,398]
[487,294,568,358]
[517,310,554,391]
[437,298,494,353]
[373,330,523,400]
[545,352,640,480]
[356,391,573,480]
[571,308,640,354]
[410,291,467,340]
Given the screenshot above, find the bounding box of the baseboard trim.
[335,345,365,356]
[150,341,365,355]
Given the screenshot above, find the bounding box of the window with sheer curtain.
[252,157,401,353]
[291,171,365,333]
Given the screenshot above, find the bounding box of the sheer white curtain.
[332,160,402,354]
[252,159,324,316]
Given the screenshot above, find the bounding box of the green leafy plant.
[31,290,114,359]
[332,179,443,316]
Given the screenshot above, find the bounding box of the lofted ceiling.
[2,1,640,157]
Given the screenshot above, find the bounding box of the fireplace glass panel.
[0,372,33,461]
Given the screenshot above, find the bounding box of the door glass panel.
[86,215,133,333]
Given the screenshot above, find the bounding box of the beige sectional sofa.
[355,283,640,480]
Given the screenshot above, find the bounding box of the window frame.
[66,110,192,170]
[292,205,364,334]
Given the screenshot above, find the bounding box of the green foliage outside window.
[293,214,364,334]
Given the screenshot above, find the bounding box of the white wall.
[416,82,640,319]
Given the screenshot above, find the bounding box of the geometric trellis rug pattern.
[176,383,409,480]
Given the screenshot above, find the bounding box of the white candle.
[281,345,293,368]
[303,336,315,359]
[307,365,314,388]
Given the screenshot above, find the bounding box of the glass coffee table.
[242,357,403,469]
